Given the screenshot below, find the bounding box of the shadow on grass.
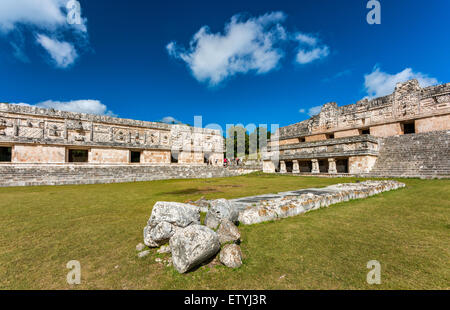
[160,187,223,196]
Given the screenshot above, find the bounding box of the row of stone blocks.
[0,165,259,187]
[236,180,405,225]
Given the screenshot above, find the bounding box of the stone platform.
[233,180,405,225]
[0,164,259,187]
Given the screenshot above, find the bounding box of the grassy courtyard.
[0,173,448,290]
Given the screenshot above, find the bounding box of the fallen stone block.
[205,199,239,230]
[238,180,405,225]
[143,201,201,247]
[170,224,220,273]
[217,219,241,244]
[219,244,243,268]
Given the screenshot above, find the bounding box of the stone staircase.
[366,130,450,178]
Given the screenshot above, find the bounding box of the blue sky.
[1,0,449,132]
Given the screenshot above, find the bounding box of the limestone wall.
[334,129,360,139]
[12,144,66,163]
[141,150,171,164]
[415,114,450,133]
[348,155,378,174]
[90,148,129,164]
[0,103,224,165]
[369,123,403,137]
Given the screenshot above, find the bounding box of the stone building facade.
[263,79,450,176]
[0,103,224,167]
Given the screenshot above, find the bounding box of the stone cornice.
[270,135,379,151]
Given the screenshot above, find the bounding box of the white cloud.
[295,33,317,46]
[0,0,88,67]
[167,12,287,86]
[0,0,87,33]
[296,46,329,64]
[364,66,438,98]
[12,100,115,116]
[36,34,78,68]
[308,105,322,116]
[161,116,182,124]
[294,32,329,65]
[299,105,322,117]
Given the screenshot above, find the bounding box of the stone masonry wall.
[0,103,224,166]
[0,164,259,187]
[275,80,450,141]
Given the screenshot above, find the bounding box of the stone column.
[328,158,337,174]
[292,160,300,174]
[280,161,287,173]
[311,159,320,174]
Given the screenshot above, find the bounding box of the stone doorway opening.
[402,121,416,134]
[299,161,312,172]
[0,146,12,162]
[285,161,293,173]
[318,160,329,173]
[204,152,211,164]
[336,158,349,173]
[130,151,141,163]
[171,151,179,163]
[68,149,88,163]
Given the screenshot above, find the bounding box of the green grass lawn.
[0,173,448,289]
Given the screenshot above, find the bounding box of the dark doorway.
[130,151,141,163]
[326,134,335,139]
[403,122,415,134]
[171,152,179,163]
[68,149,88,163]
[0,147,12,162]
[285,161,293,173]
[319,160,329,173]
[299,161,312,172]
[204,153,211,164]
[336,159,349,173]
[361,128,370,135]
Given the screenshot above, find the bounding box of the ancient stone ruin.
[0,78,448,186]
[0,103,258,186]
[263,79,450,178]
[137,180,405,273]
[141,199,243,273]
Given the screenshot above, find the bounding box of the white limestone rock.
[205,199,239,229]
[148,201,201,228]
[143,201,201,247]
[144,221,177,247]
[238,205,278,225]
[237,180,406,225]
[219,244,243,268]
[169,224,220,273]
[217,219,240,244]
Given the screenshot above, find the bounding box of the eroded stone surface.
[205,199,239,230]
[219,244,243,268]
[237,180,405,225]
[217,219,241,244]
[143,201,201,247]
[169,225,220,273]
